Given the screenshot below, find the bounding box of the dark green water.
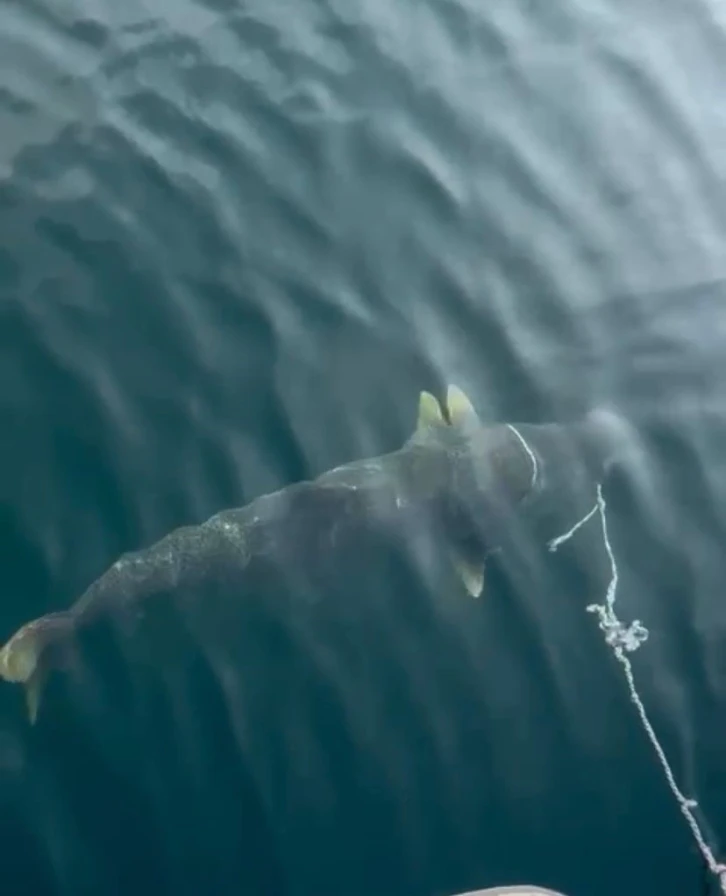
[3,1,726,894]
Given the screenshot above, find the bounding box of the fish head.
[576,406,638,479]
[411,387,635,599]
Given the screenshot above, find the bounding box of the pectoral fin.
[446,385,481,428]
[450,550,486,598]
[417,391,445,432]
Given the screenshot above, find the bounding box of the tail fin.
[0,611,74,724]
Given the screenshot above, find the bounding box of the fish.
[0,385,628,723]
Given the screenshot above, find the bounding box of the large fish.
[0,385,627,723]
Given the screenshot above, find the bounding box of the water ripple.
[2,0,726,894]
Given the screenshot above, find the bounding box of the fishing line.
[549,483,726,894]
[506,424,539,491]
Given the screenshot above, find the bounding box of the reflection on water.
[2,0,726,894]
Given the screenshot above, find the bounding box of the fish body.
[0,386,625,722]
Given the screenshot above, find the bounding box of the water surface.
[2,1,726,895]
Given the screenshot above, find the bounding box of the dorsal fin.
[416,391,445,433]
[446,385,481,428]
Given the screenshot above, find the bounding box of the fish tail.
[0,611,74,724]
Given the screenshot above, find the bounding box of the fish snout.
[580,407,637,478]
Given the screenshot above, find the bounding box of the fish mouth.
[581,407,642,478]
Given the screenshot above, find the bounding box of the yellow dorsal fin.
[417,391,445,432]
[446,384,480,427]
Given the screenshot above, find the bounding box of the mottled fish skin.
[0,428,456,721]
[73,439,453,625]
[69,400,511,627]
[0,386,624,722]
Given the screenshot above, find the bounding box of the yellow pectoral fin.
[417,391,445,432]
[446,385,481,428]
[450,551,486,598]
